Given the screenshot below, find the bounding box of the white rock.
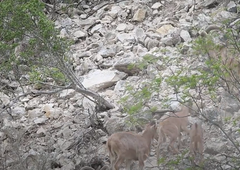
[180,30,191,42]
[134,27,146,42]
[90,24,102,34]
[151,2,162,9]
[0,92,10,106]
[59,89,75,99]
[116,23,127,31]
[73,30,86,38]
[28,108,42,119]
[59,28,69,38]
[60,17,72,27]
[11,106,25,117]
[117,33,135,43]
[33,117,48,124]
[81,69,127,91]
[98,46,116,57]
[36,127,46,136]
[109,6,122,18]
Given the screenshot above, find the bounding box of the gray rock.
[99,136,108,144]
[90,24,104,34]
[213,10,237,22]
[59,89,76,99]
[27,108,42,119]
[180,30,191,42]
[73,30,86,38]
[76,51,92,58]
[59,17,72,27]
[59,28,69,38]
[98,45,116,58]
[161,35,181,46]
[61,126,72,139]
[114,55,141,75]
[79,18,96,26]
[221,93,240,113]
[80,14,88,19]
[117,33,135,43]
[145,37,159,49]
[104,117,128,135]
[93,53,103,63]
[116,23,127,31]
[134,27,146,43]
[105,32,118,44]
[11,106,25,118]
[36,127,46,137]
[109,6,122,18]
[60,160,75,170]
[205,140,227,155]
[33,117,48,125]
[151,2,162,9]
[202,0,220,8]
[227,1,237,13]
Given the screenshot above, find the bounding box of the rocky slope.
[1,0,240,170]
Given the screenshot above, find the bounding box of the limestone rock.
[27,108,42,119]
[180,30,191,42]
[227,1,237,13]
[205,140,227,155]
[151,2,162,9]
[156,24,175,36]
[81,69,127,91]
[104,117,127,135]
[33,117,48,125]
[132,9,146,22]
[116,23,127,31]
[59,89,76,99]
[0,92,10,106]
[114,55,141,75]
[73,30,86,38]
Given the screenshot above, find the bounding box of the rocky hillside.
[1,0,240,170]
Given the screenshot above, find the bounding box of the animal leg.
[109,153,116,169]
[189,141,196,164]
[157,134,163,165]
[169,136,179,154]
[114,156,124,170]
[177,132,182,149]
[198,141,204,164]
[138,153,144,170]
[125,160,132,170]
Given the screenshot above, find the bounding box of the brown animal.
[106,121,157,170]
[156,105,190,163]
[189,122,204,165]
